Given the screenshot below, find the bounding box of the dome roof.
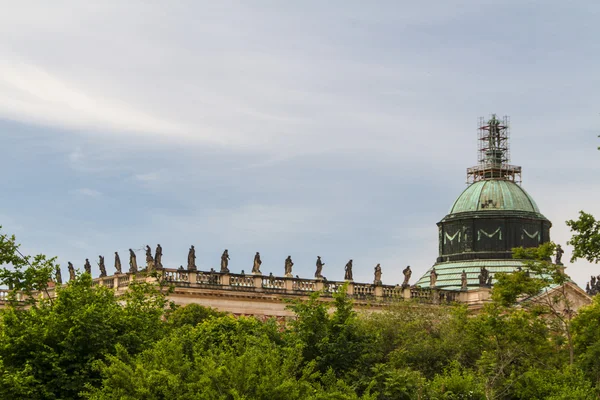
[449,180,541,215]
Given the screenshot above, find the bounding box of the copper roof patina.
[449,180,542,215]
[415,260,529,291]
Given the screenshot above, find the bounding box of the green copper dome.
[449,180,541,215]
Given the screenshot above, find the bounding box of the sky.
[1,1,599,287]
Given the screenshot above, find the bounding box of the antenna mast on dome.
[466,114,522,184]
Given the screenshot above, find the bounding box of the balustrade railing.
[354,283,375,298]
[0,268,464,307]
[292,279,317,292]
[197,271,221,285]
[324,281,343,294]
[163,270,189,283]
[262,276,285,290]
[230,274,255,288]
[382,285,403,300]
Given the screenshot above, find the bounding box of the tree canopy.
[2,226,600,399]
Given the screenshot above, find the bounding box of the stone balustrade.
[0,268,463,309]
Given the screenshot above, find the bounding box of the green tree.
[0,226,57,306]
[166,303,225,328]
[567,211,600,264]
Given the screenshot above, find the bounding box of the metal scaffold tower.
[466,114,522,184]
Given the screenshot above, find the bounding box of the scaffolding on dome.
[466,114,522,184]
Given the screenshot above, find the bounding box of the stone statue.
[68,262,76,281]
[478,267,489,286]
[129,249,138,273]
[402,266,412,287]
[145,245,154,271]
[344,259,353,281]
[98,255,107,277]
[487,274,493,286]
[155,244,163,269]
[315,256,324,279]
[268,272,275,284]
[252,252,262,274]
[114,252,122,274]
[284,256,294,277]
[221,249,230,273]
[84,259,92,275]
[461,270,468,290]
[55,265,62,285]
[373,264,382,285]
[586,275,600,296]
[555,244,564,265]
[430,268,438,287]
[187,245,197,271]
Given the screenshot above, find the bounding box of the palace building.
[0,115,591,315]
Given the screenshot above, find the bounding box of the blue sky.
[1,1,599,287]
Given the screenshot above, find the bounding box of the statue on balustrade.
[221,249,230,273]
[373,264,382,285]
[284,256,294,277]
[402,266,412,287]
[129,249,138,273]
[587,275,600,295]
[461,270,468,290]
[145,245,154,272]
[155,244,163,269]
[252,252,262,274]
[55,265,62,285]
[187,245,197,271]
[114,252,122,274]
[84,259,92,275]
[430,268,438,287]
[99,255,107,277]
[68,262,76,281]
[555,244,564,265]
[315,256,324,279]
[268,272,275,284]
[344,259,353,281]
[478,267,489,286]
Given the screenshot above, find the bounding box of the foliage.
[0,226,57,305]
[567,211,600,263]
[166,303,225,328]
[4,226,600,398]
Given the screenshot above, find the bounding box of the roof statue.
[55,265,62,285]
[114,252,122,274]
[555,244,564,265]
[373,264,382,285]
[284,256,293,277]
[252,252,262,275]
[221,249,230,273]
[344,260,353,281]
[315,256,324,279]
[84,259,92,275]
[145,245,154,272]
[68,262,75,281]
[129,249,138,273]
[187,246,197,271]
[402,266,412,287]
[155,244,163,269]
[98,256,107,278]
